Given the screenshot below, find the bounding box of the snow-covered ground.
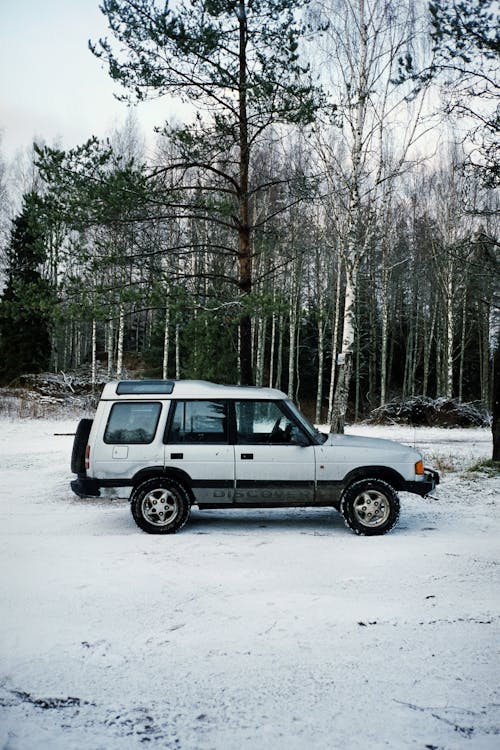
[0,417,499,749]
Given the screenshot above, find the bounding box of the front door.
[233,400,316,504]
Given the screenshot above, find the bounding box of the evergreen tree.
[0,192,53,383]
[91,0,324,384]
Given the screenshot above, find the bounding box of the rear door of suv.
[164,399,235,504]
[92,399,167,481]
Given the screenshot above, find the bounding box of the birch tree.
[316,0,431,431]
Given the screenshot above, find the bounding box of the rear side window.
[166,400,228,444]
[104,402,162,444]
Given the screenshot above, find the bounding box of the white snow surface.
[0,417,499,749]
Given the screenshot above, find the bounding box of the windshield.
[285,400,325,444]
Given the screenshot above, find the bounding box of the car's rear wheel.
[131,478,190,534]
[340,478,400,536]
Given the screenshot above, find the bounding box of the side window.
[104,402,162,444]
[235,400,307,445]
[166,401,228,444]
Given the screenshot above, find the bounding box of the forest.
[0,0,498,437]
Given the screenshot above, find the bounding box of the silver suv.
[70,380,438,535]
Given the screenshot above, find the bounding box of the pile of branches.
[17,368,109,398]
[0,368,111,417]
[367,396,489,428]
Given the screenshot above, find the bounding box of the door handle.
[241,453,253,460]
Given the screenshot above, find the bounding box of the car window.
[284,399,323,443]
[104,402,162,444]
[166,400,228,444]
[235,400,308,445]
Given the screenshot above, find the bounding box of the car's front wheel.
[340,478,400,536]
[131,478,191,534]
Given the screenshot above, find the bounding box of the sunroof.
[116,380,175,395]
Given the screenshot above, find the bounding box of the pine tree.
[0,192,53,383]
[91,0,323,384]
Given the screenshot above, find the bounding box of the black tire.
[340,478,400,536]
[70,419,93,474]
[131,478,191,535]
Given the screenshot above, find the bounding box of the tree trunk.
[107,320,114,378]
[62,322,69,371]
[367,267,377,410]
[480,302,490,406]
[74,325,81,369]
[288,296,297,399]
[330,261,358,433]
[237,0,253,386]
[354,294,361,422]
[435,315,443,397]
[175,323,180,380]
[380,266,389,405]
[255,317,266,387]
[116,303,125,378]
[315,313,325,424]
[275,313,283,390]
[269,310,276,388]
[91,318,97,388]
[423,300,437,397]
[458,287,467,402]
[162,302,170,380]
[445,268,454,398]
[410,300,420,398]
[493,338,500,461]
[327,261,342,424]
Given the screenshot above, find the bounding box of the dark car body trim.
[71,475,101,497]
[71,468,439,502]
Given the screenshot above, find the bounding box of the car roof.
[100,380,288,401]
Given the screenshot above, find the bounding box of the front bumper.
[401,468,439,497]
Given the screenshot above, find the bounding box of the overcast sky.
[0,0,175,160]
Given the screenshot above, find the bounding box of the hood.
[322,433,417,454]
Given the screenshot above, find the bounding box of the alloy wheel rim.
[142,488,179,526]
[352,489,390,527]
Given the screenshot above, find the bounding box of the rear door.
[164,399,235,505]
[91,400,167,481]
[233,400,316,504]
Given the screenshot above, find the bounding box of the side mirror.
[292,429,310,447]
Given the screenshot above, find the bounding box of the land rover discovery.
[70,380,438,535]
